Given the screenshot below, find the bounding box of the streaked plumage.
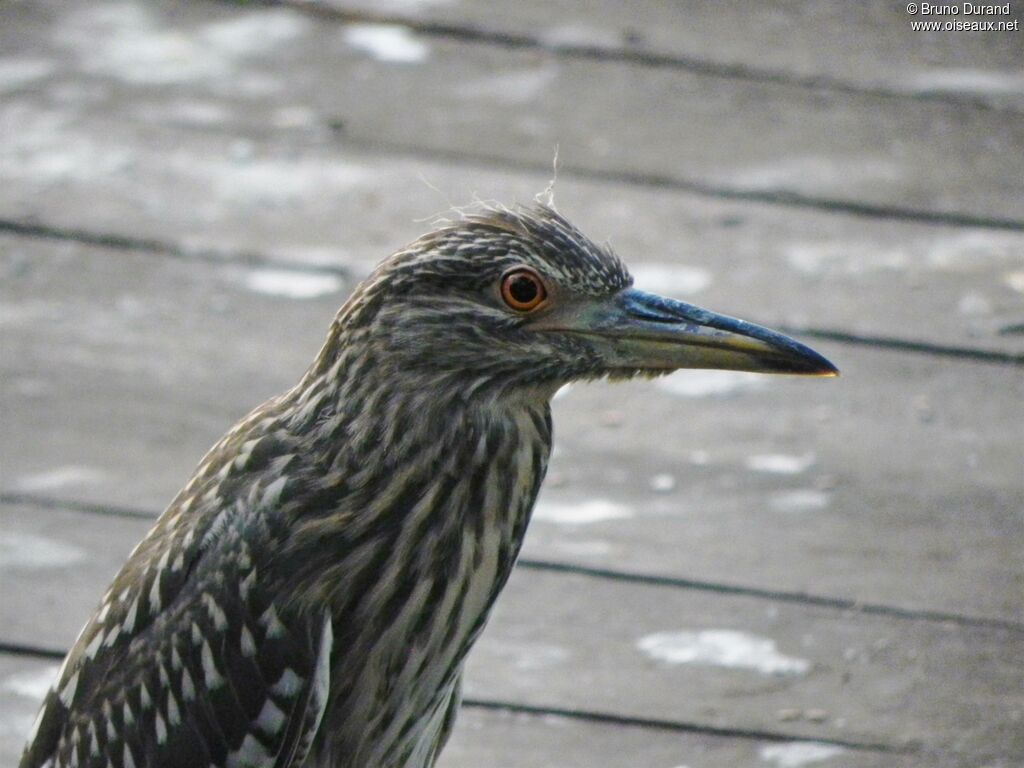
[20,202,836,768]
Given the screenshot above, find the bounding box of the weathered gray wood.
[441,707,908,768]
[2,1,1021,765]
[0,655,57,767]
[1,506,1020,762]
[308,0,1024,112]
[533,349,1024,624]
[471,569,1024,763]
[2,0,1022,223]
[2,113,1023,357]
[0,504,129,651]
[0,654,907,768]
[2,237,1022,623]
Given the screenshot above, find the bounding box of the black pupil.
[508,274,539,304]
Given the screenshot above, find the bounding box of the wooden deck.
[1,2,1022,766]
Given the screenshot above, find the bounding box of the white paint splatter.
[513,644,570,671]
[0,300,62,329]
[13,377,53,397]
[57,5,307,86]
[484,641,570,676]
[2,100,375,203]
[139,99,232,127]
[957,291,992,316]
[2,666,60,699]
[201,10,311,56]
[0,713,38,743]
[273,105,317,129]
[924,231,1019,269]
[0,59,57,91]
[548,539,613,557]
[0,108,135,182]
[656,370,766,398]
[343,24,428,63]
[73,7,213,83]
[455,66,557,104]
[0,533,86,569]
[905,68,1024,96]
[787,231,1021,277]
[243,269,344,299]
[769,490,830,513]
[650,474,677,492]
[632,264,713,297]
[745,454,816,475]
[731,156,900,190]
[539,23,623,49]
[264,244,355,270]
[689,450,711,465]
[785,241,908,275]
[211,156,371,205]
[1004,271,1024,294]
[637,630,810,675]
[533,499,633,525]
[15,466,105,492]
[759,742,846,767]
[368,0,454,9]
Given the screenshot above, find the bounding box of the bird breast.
[311,402,552,767]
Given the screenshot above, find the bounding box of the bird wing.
[20,494,333,768]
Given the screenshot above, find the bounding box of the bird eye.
[500,269,548,312]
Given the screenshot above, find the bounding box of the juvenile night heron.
[21,202,836,768]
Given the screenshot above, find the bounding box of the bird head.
[331,203,837,400]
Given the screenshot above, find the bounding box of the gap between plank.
[3,492,1021,634]
[0,640,909,754]
[463,698,914,754]
[515,559,1024,634]
[336,137,1024,233]
[1,219,1020,367]
[0,219,352,279]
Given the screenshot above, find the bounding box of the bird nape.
[21,202,837,768]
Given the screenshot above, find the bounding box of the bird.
[20,201,837,768]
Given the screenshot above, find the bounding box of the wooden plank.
[0,504,129,651]
[1,506,1019,762]
[0,655,60,767]
[1,0,1023,223]
[2,237,1022,622]
[2,113,1023,358]
[532,348,1024,625]
[441,707,906,768]
[471,569,1024,762]
[0,654,904,768]
[308,0,1024,112]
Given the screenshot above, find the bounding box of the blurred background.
[1,1,1022,766]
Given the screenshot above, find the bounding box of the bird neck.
[278,333,555,574]
[293,322,556,466]
[280,361,553,621]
